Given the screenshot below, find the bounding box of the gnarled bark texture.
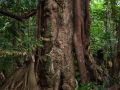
[36,0,75,90]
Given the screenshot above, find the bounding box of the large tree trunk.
[36,0,75,90]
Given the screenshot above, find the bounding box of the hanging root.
[0,56,39,90]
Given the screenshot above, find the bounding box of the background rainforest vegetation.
[0,0,120,90]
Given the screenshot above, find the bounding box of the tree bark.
[114,23,120,78]
[73,0,90,83]
[37,0,75,89]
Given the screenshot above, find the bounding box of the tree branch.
[21,10,36,19]
[0,9,23,21]
[0,9,36,21]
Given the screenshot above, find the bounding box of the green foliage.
[0,0,42,81]
[0,56,24,77]
[0,0,36,11]
[90,0,119,57]
[90,0,106,54]
[76,83,106,90]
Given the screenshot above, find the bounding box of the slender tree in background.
[111,0,120,79]
[115,22,120,78]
